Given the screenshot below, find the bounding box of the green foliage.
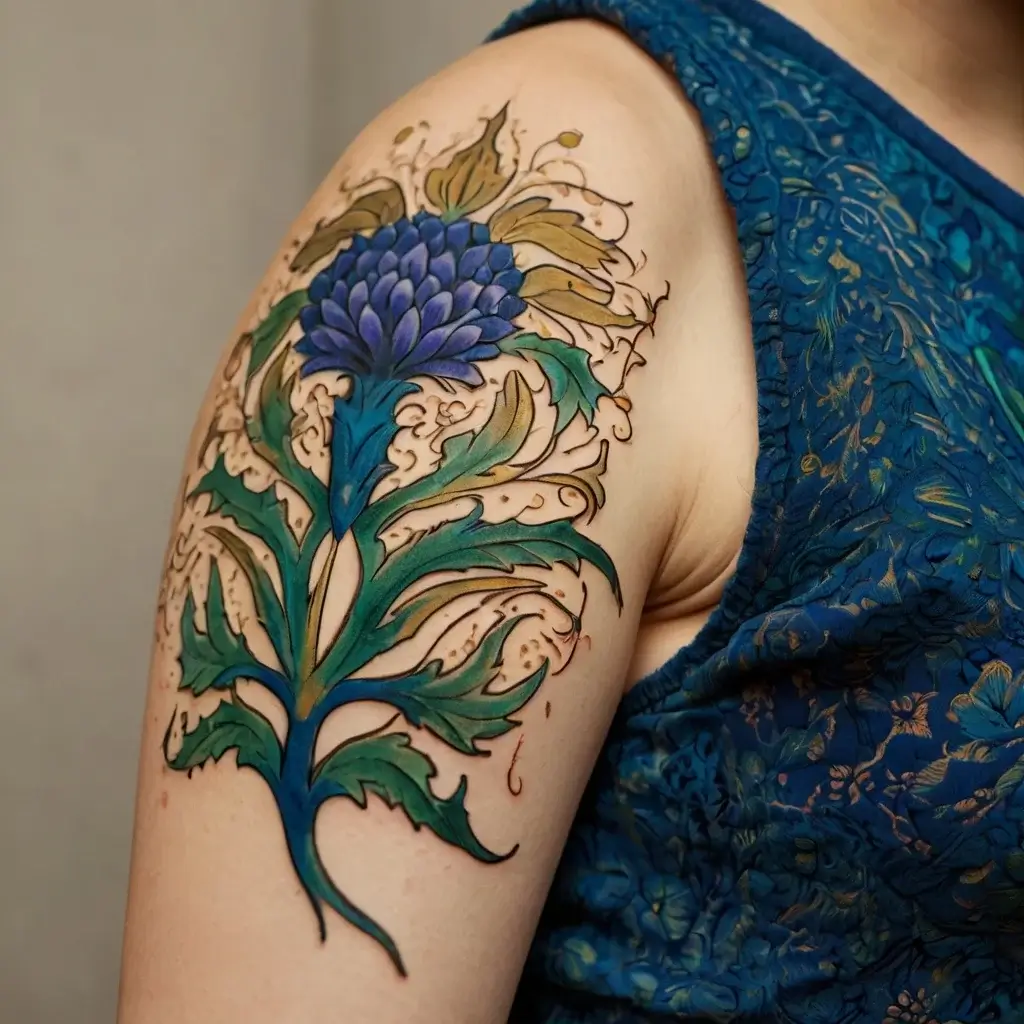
[375,502,621,611]
[247,347,328,524]
[385,615,549,754]
[314,732,510,862]
[178,561,254,695]
[499,332,609,434]
[247,290,308,383]
[164,696,282,787]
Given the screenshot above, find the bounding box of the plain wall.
[0,2,516,1020]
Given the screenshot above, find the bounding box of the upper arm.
[119,21,719,1023]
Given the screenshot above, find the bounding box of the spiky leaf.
[425,106,514,218]
[313,733,510,861]
[247,290,308,382]
[192,455,298,569]
[365,370,534,540]
[178,562,255,695]
[207,526,293,676]
[290,182,406,272]
[247,347,328,525]
[520,266,641,330]
[489,196,615,270]
[164,697,281,786]
[374,502,621,617]
[386,615,549,754]
[499,333,609,434]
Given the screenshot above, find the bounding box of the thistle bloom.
[296,213,527,386]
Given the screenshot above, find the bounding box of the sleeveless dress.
[491,1,1024,1021]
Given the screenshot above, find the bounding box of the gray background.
[1,2,517,1019]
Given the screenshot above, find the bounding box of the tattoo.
[158,102,658,974]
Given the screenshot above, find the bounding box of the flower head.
[296,212,527,386]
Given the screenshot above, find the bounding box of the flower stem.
[297,537,339,717]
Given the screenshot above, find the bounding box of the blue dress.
[492,1,1024,1021]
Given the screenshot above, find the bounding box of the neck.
[762,0,1024,190]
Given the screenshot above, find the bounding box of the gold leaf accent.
[424,106,515,218]
[489,196,616,270]
[387,577,544,645]
[557,130,583,149]
[529,440,609,523]
[960,861,995,884]
[290,181,405,272]
[393,126,414,144]
[520,265,641,328]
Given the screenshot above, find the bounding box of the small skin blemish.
[160,791,169,809]
[545,701,552,718]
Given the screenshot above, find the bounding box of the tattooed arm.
[118,20,753,1024]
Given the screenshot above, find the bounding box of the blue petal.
[430,251,457,289]
[389,278,415,320]
[370,224,398,250]
[321,298,357,335]
[458,245,490,279]
[408,323,456,364]
[457,342,501,363]
[370,271,399,318]
[413,358,484,386]
[400,242,429,286]
[348,279,369,322]
[476,314,516,342]
[365,270,379,292]
[437,324,483,358]
[329,249,356,281]
[394,223,420,257]
[331,280,350,309]
[471,223,490,245]
[494,268,524,292]
[378,250,399,275]
[392,306,421,365]
[476,284,505,315]
[356,248,380,279]
[358,304,385,354]
[309,271,332,303]
[308,326,348,354]
[419,216,445,255]
[497,294,528,320]
[421,291,454,333]
[299,305,321,331]
[473,266,494,285]
[488,243,514,271]
[453,280,483,317]
[445,220,471,253]
[414,275,440,308]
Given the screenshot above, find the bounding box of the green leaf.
[193,456,306,673]
[498,333,609,434]
[163,696,281,786]
[363,370,534,541]
[193,455,299,569]
[207,526,294,677]
[385,614,550,754]
[247,346,329,525]
[178,561,255,695]
[375,502,621,614]
[313,732,511,862]
[247,290,308,383]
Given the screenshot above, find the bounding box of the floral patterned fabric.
[493,1,1024,1020]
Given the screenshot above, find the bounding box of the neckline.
[712,0,1024,231]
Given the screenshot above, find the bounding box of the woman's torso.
[493,1,1024,1020]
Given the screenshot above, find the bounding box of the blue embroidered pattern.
[494,1,1024,1021]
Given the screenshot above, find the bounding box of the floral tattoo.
[157,104,659,974]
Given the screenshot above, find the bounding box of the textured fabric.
[491,1,1024,1021]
